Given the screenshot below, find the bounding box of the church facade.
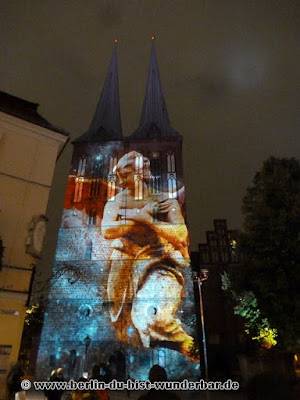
[36,43,199,381]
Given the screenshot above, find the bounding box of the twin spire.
[74,45,122,142]
[75,41,180,143]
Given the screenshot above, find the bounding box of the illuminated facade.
[37,44,199,380]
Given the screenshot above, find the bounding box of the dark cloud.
[0,0,298,254]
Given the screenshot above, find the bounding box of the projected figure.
[101,151,195,359]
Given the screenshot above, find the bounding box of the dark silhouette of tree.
[19,302,45,371]
[224,157,300,351]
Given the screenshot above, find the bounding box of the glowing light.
[151,35,155,40]
[229,238,237,253]
[295,354,299,362]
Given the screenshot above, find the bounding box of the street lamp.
[193,268,209,382]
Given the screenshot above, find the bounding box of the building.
[0,92,69,397]
[192,219,243,378]
[36,42,199,381]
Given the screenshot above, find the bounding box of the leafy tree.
[222,273,278,349]
[23,303,45,335]
[224,157,300,351]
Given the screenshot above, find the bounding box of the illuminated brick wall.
[36,138,199,380]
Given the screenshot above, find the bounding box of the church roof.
[74,45,123,143]
[130,41,180,139]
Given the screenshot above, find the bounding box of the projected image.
[101,151,195,359]
[36,146,199,382]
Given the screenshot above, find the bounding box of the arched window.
[74,177,84,202]
[107,156,118,200]
[134,175,143,200]
[134,154,144,200]
[167,153,177,198]
[90,155,103,197]
[168,173,177,199]
[77,157,87,176]
[150,153,161,194]
[74,157,86,202]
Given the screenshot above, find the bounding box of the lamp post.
[83,335,91,375]
[193,268,209,382]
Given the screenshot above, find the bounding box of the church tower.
[36,42,199,381]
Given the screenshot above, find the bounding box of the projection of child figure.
[101,151,196,360]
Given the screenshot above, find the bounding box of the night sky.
[0,1,298,272]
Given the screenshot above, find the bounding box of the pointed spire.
[131,38,180,139]
[74,44,123,142]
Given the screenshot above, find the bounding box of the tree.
[19,302,45,372]
[224,157,300,351]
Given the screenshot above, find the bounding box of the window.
[107,156,117,200]
[220,247,229,263]
[158,349,166,367]
[168,174,177,199]
[85,241,92,260]
[167,153,176,173]
[74,177,84,202]
[150,153,162,194]
[77,157,87,176]
[167,153,177,198]
[90,156,103,197]
[199,244,210,264]
[88,211,97,225]
[210,249,218,264]
[134,154,144,200]
[74,157,86,202]
[0,310,19,316]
